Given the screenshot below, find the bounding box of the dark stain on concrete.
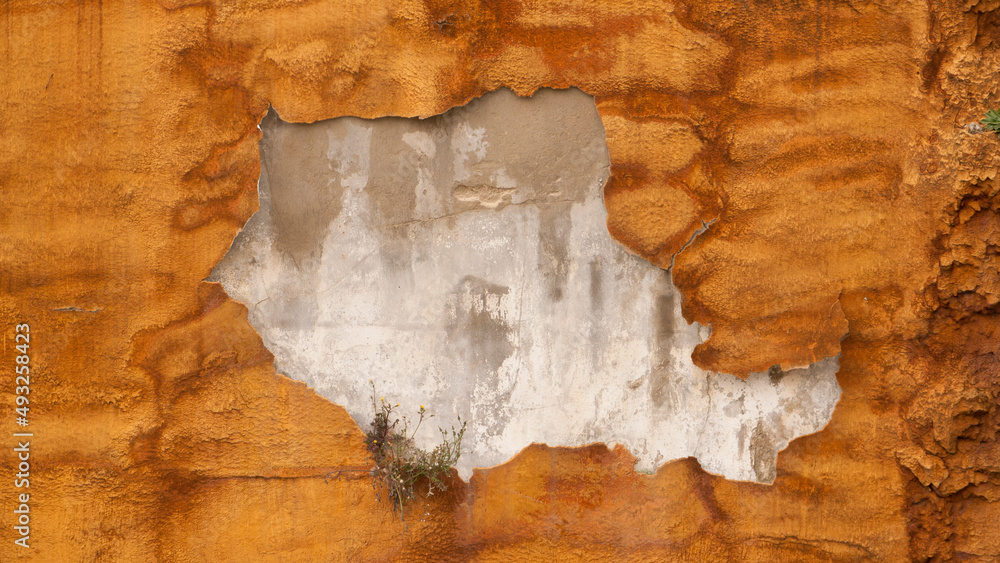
[538,203,572,302]
[768,365,787,386]
[261,110,343,267]
[589,257,603,313]
[445,275,515,379]
[365,120,421,227]
[750,419,777,483]
[650,274,677,408]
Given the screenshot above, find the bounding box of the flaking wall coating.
[211,88,841,480]
[4,0,1000,559]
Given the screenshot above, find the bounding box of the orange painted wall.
[1,0,998,560]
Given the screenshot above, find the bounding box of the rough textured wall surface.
[210,87,841,481]
[0,0,997,561]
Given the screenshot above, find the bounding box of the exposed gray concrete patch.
[210,87,842,482]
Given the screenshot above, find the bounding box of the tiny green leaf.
[982,108,1000,135]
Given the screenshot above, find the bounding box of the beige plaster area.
[210,87,841,481]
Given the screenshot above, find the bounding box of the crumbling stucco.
[211,87,841,481]
[7,0,1000,559]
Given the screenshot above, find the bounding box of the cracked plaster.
[210,87,841,481]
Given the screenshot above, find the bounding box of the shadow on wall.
[209,87,841,482]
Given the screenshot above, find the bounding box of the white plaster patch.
[210,88,842,482]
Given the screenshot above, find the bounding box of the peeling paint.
[210,87,841,482]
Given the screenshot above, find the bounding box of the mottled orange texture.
[1,0,998,560]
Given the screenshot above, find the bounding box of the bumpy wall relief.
[6,0,1000,560]
[211,87,840,481]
